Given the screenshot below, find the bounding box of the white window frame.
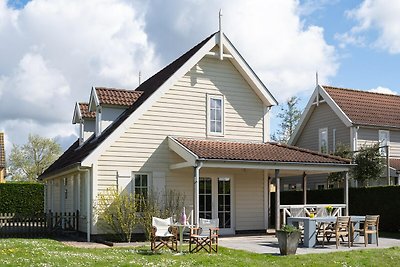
[319,128,328,153]
[207,94,224,136]
[379,130,390,156]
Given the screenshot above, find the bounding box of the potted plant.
[276,225,301,255]
[325,205,333,216]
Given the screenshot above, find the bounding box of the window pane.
[215,122,221,133]
[216,110,221,121]
[210,98,216,109]
[214,99,221,109]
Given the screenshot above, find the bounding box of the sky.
[1,0,400,155]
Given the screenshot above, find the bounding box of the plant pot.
[276,230,301,255]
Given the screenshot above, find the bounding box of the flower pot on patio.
[276,225,301,255]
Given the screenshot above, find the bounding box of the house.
[0,132,5,183]
[289,85,400,188]
[39,30,351,240]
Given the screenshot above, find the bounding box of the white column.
[302,172,307,205]
[194,162,202,226]
[275,169,280,230]
[263,172,269,230]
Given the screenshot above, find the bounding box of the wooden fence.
[0,210,79,238]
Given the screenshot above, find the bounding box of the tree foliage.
[272,96,302,144]
[327,143,353,186]
[8,134,62,181]
[351,143,384,186]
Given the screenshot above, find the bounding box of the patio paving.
[219,234,400,255]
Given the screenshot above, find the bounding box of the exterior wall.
[295,102,350,152]
[101,106,126,131]
[94,56,266,233]
[357,127,400,157]
[84,119,95,141]
[0,168,4,183]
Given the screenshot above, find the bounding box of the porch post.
[263,172,270,230]
[194,162,203,226]
[275,169,280,230]
[344,172,349,216]
[302,172,307,205]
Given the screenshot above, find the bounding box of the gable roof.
[289,84,400,145]
[40,32,278,179]
[89,87,143,111]
[324,86,400,128]
[79,103,95,119]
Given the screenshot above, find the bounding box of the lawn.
[0,238,399,266]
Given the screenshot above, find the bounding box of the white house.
[40,30,351,240]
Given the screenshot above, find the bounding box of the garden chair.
[189,218,219,253]
[353,215,379,247]
[150,217,178,252]
[322,216,351,248]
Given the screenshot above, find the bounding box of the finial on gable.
[219,9,223,61]
[316,71,319,86]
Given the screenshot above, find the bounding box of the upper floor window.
[319,128,328,153]
[379,130,390,156]
[207,95,224,135]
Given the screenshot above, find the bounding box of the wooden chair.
[189,218,219,253]
[322,216,351,248]
[353,215,379,247]
[150,217,178,252]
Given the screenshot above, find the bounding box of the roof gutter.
[40,163,82,181]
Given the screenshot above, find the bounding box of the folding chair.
[150,217,178,252]
[323,216,351,248]
[189,218,219,253]
[353,215,379,247]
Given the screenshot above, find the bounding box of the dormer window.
[207,95,224,135]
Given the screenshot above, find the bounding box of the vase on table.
[180,207,187,225]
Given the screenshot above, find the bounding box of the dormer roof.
[72,102,96,124]
[88,87,143,112]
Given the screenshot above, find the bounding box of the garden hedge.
[271,185,400,232]
[0,182,44,215]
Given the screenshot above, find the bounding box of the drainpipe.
[78,167,91,242]
[194,161,203,226]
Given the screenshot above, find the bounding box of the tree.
[272,96,302,144]
[327,143,353,187]
[351,143,384,186]
[8,134,62,181]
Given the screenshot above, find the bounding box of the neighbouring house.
[289,85,400,189]
[0,132,5,183]
[39,30,351,240]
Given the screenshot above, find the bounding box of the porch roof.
[168,137,352,175]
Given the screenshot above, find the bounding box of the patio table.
[287,216,371,248]
[170,223,192,254]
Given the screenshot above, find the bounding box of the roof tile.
[95,88,143,106]
[79,103,95,119]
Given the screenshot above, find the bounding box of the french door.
[199,176,234,235]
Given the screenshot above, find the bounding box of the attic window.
[207,95,224,135]
[379,130,390,156]
[319,128,328,154]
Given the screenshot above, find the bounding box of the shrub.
[0,182,44,215]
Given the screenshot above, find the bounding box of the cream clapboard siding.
[357,127,400,157]
[97,56,264,192]
[295,102,350,152]
[94,56,265,232]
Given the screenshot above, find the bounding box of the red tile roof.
[323,85,400,128]
[389,158,400,171]
[96,87,143,106]
[79,103,95,119]
[175,138,350,164]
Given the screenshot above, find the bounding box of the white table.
[287,216,369,248]
[170,223,192,254]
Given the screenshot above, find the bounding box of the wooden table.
[287,216,371,248]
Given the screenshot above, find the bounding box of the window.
[316,184,325,190]
[332,128,336,153]
[134,173,148,211]
[379,130,390,156]
[319,128,328,153]
[207,95,224,135]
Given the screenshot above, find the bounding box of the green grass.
[0,238,399,266]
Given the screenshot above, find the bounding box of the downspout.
[78,167,91,242]
[194,161,203,226]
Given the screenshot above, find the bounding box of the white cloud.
[368,86,397,95]
[339,0,400,53]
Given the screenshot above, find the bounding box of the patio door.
[199,176,234,235]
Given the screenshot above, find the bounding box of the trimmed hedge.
[271,185,400,232]
[0,182,44,215]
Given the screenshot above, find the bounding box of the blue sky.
[1,0,399,152]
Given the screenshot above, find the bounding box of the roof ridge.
[95,87,141,93]
[322,85,400,98]
[270,142,351,163]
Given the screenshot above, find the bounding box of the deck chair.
[323,216,351,248]
[189,218,219,253]
[353,215,379,247]
[150,217,178,252]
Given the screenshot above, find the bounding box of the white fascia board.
[72,102,82,124]
[202,160,351,172]
[88,86,99,112]
[288,87,318,145]
[222,35,278,107]
[319,85,353,127]
[81,36,217,167]
[168,137,198,166]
